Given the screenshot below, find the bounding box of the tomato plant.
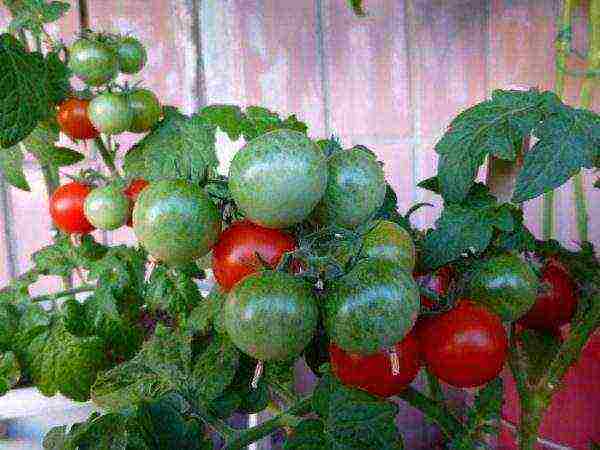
[418,299,509,388]
[56,98,99,141]
[212,220,297,291]
[49,182,95,235]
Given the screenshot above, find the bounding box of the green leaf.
[42,425,69,450]
[373,184,412,232]
[284,419,330,450]
[198,104,244,140]
[183,287,224,337]
[32,234,107,278]
[313,372,404,450]
[513,106,600,202]
[0,35,70,147]
[28,322,109,402]
[0,351,21,396]
[519,329,562,384]
[0,144,30,190]
[193,333,239,401]
[0,302,21,351]
[240,106,308,141]
[436,88,545,203]
[451,378,503,449]
[91,324,192,411]
[123,107,217,183]
[347,0,367,17]
[0,269,38,306]
[6,0,70,35]
[146,264,202,316]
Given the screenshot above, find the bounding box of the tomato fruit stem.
[92,135,120,178]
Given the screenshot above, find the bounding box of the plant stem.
[188,401,236,441]
[571,0,599,243]
[398,386,464,439]
[543,0,575,240]
[93,136,120,178]
[223,396,313,450]
[30,285,96,303]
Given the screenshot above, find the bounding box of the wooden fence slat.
[321,0,414,214]
[406,0,489,229]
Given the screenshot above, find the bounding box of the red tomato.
[330,330,420,398]
[418,299,508,388]
[212,221,297,291]
[49,182,95,235]
[518,260,578,331]
[56,98,99,140]
[414,266,453,309]
[123,179,149,227]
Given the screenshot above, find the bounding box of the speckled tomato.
[68,38,118,86]
[84,184,130,231]
[228,129,328,228]
[127,89,161,133]
[330,330,420,398]
[57,98,99,140]
[518,260,578,330]
[224,271,318,361]
[418,299,508,388]
[123,179,149,227]
[360,220,415,271]
[469,254,539,322]
[313,147,386,229]
[116,36,147,74]
[212,221,297,292]
[132,180,221,267]
[415,266,453,309]
[88,92,133,135]
[49,182,95,235]
[325,258,420,355]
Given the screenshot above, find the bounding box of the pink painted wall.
[1,1,599,449]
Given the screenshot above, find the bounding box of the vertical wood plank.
[407,0,489,228]
[321,0,414,212]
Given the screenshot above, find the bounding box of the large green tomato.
[88,92,133,135]
[68,38,118,86]
[325,258,420,355]
[468,254,539,322]
[224,271,318,361]
[83,184,130,230]
[313,147,386,229]
[228,129,328,228]
[133,180,221,267]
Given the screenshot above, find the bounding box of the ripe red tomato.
[418,299,508,388]
[212,221,297,291]
[518,260,578,331]
[123,179,149,227]
[330,330,420,398]
[49,182,95,235]
[56,98,99,140]
[415,266,453,309]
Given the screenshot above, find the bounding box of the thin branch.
[30,285,96,303]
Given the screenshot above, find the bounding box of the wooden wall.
[1,1,599,449]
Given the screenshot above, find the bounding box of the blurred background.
[0,1,598,449]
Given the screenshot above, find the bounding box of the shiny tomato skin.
[518,261,578,331]
[212,221,297,291]
[124,179,149,227]
[418,299,508,388]
[330,330,420,398]
[415,266,453,309]
[57,98,99,140]
[49,182,95,235]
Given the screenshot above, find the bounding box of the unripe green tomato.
[88,92,133,135]
[117,36,147,74]
[128,89,161,133]
[68,38,119,87]
[84,184,130,230]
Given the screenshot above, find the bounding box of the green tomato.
[88,92,133,135]
[313,147,386,229]
[68,38,118,86]
[117,36,147,74]
[324,258,420,355]
[360,220,416,271]
[83,184,130,230]
[469,254,539,322]
[224,271,318,361]
[133,180,221,267]
[128,89,161,133]
[228,129,328,228]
